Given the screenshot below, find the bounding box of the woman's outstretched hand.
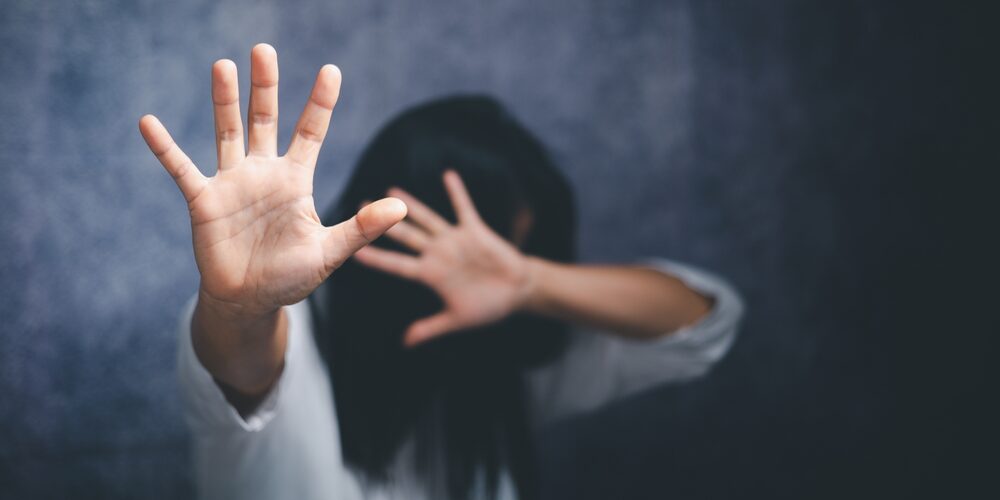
[139,44,406,403]
[354,171,535,346]
[140,44,407,318]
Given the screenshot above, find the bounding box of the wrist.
[192,289,288,397]
[196,287,280,327]
[516,256,547,313]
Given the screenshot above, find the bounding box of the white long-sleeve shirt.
[177,259,744,500]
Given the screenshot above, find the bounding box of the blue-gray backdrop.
[0,0,993,498]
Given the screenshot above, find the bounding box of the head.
[310,95,575,498]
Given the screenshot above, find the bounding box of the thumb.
[324,197,407,269]
[404,311,462,347]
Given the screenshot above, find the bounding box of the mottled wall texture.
[0,1,992,498]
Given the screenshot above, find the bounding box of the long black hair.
[309,95,575,499]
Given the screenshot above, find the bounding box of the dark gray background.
[0,0,993,498]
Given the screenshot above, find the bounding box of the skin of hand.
[354,170,535,346]
[139,44,407,402]
[355,170,714,347]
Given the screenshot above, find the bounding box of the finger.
[387,187,450,234]
[323,197,406,270]
[139,115,208,203]
[383,220,430,253]
[248,43,279,157]
[212,59,245,169]
[354,246,421,280]
[286,64,341,168]
[443,170,482,224]
[404,312,462,346]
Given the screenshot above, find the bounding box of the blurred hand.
[139,44,406,318]
[354,170,534,346]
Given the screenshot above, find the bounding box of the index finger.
[387,187,450,234]
[285,64,341,168]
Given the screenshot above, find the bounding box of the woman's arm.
[354,170,713,345]
[189,292,288,415]
[525,258,743,424]
[522,259,711,339]
[140,44,406,411]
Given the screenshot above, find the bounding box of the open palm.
[140,44,406,316]
[354,171,533,346]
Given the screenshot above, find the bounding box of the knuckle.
[295,126,323,143]
[216,127,242,142]
[250,112,276,126]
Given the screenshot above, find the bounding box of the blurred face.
[511,206,534,248]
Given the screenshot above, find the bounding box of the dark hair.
[309,95,575,499]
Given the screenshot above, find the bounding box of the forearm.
[191,289,288,414]
[521,257,712,339]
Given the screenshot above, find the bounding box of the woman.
[140,45,743,500]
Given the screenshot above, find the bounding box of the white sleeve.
[526,258,745,426]
[175,295,294,434]
[176,296,357,499]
